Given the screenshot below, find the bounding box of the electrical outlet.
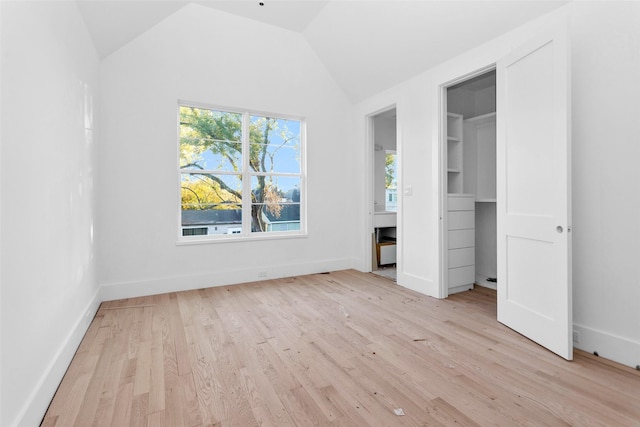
[572,330,580,344]
[258,271,268,278]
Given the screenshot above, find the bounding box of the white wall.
[97,4,358,299]
[356,2,640,368]
[569,1,640,368]
[0,2,101,426]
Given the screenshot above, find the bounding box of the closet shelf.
[446,112,464,194]
[464,112,497,123]
[476,198,496,203]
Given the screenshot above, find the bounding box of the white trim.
[396,272,437,296]
[177,101,306,242]
[178,99,304,123]
[438,87,448,299]
[176,231,307,245]
[14,289,101,427]
[366,113,375,272]
[395,107,403,275]
[365,104,397,274]
[475,276,497,290]
[241,110,252,234]
[101,257,356,301]
[573,323,640,369]
[438,65,497,300]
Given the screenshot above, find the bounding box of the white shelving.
[446,112,497,294]
[447,113,474,293]
[463,112,497,289]
[464,112,496,202]
[446,70,496,294]
[447,112,464,194]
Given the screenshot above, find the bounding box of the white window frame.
[177,101,307,244]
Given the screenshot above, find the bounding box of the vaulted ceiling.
[77,0,569,102]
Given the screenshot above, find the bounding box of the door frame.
[438,65,496,299]
[366,104,398,272]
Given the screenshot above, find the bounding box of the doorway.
[437,30,571,360]
[370,107,398,281]
[441,69,497,296]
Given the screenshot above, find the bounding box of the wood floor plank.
[133,340,151,396]
[168,293,192,377]
[71,337,117,425]
[90,359,123,427]
[189,341,226,424]
[264,335,345,422]
[110,381,134,427]
[145,411,165,427]
[43,270,640,426]
[178,372,203,427]
[129,392,149,427]
[320,384,372,426]
[428,397,482,427]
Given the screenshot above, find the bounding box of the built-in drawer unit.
[447,194,475,294]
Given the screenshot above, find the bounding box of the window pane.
[181,173,242,210]
[249,116,301,173]
[250,176,300,233]
[385,152,397,212]
[181,206,242,236]
[250,203,300,233]
[180,138,242,172]
[181,172,242,236]
[250,176,300,204]
[180,106,242,172]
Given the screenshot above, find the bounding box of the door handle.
[556,226,563,233]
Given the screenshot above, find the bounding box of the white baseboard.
[101,257,356,301]
[474,275,497,290]
[396,272,437,297]
[573,323,640,369]
[16,288,101,427]
[449,283,474,295]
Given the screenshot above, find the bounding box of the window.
[385,151,397,212]
[179,104,304,240]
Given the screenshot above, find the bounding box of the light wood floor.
[43,270,640,426]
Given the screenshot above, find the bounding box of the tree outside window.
[179,105,304,238]
[385,151,397,212]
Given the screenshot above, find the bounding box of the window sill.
[176,231,308,246]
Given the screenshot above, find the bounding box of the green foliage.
[180,175,241,211]
[385,153,397,189]
[179,106,242,171]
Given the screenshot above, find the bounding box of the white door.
[496,28,572,359]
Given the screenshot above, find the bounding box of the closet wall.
[447,71,497,290]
